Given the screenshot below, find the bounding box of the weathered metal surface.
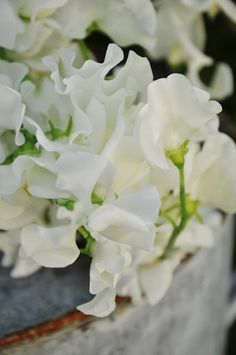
[0,216,234,355]
[0,255,92,338]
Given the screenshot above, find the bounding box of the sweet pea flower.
[21,223,79,268]
[151,0,233,99]
[76,185,160,316]
[23,44,152,158]
[0,189,47,230]
[181,0,236,23]
[54,150,112,212]
[138,73,221,169]
[53,0,157,52]
[0,0,76,71]
[0,226,41,278]
[87,185,160,250]
[77,239,131,317]
[188,133,236,213]
[117,210,221,306]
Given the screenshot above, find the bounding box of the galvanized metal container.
[0,216,234,355]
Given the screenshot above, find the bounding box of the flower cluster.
[1,1,235,98]
[0,1,236,318]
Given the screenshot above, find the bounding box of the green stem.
[160,165,189,260]
[179,165,186,218]
[78,226,95,257]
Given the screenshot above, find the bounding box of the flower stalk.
[160,166,189,260]
[160,141,190,260]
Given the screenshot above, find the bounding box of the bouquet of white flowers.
[0,0,236,318]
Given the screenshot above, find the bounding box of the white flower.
[0,151,60,199]
[55,150,110,210]
[188,133,236,213]
[151,0,233,99]
[181,0,236,24]
[138,73,221,169]
[117,209,221,306]
[21,224,79,267]
[112,136,151,196]
[151,0,207,65]
[16,0,67,20]
[0,189,46,230]
[76,185,160,317]
[77,236,131,317]
[62,43,152,107]
[187,61,233,100]
[87,186,160,250]
[53,0,157,52]
[25,44,152,158]
[0,0,75,71]
[176,219,214,251]
[139,254,181,305]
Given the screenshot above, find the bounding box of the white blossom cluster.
[0,0,236,317]
[0,0,235,98]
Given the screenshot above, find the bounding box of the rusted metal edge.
[0,296,129,348]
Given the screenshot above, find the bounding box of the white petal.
[140,257,180,305]
[0,230,19,267]
[88,205,155,250]
[89,261,117,295]
[188,61,234,100]
[114,185,161,224]
[43,47,79,94]
[10,252,41,278]
[0,60,28,90]
[21,224,79,267]
[0,165,21,195]
[217,0,236,24]
[176,221,214,250]
[0,0,19,49]
[100,0,157,51]
[77,287,116,317]
[54,0,107,39]
[94,239,131,274]
[56,151,108,209]
[189,132,236,213]
[0,190,46,230]
[0,84,25,145]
